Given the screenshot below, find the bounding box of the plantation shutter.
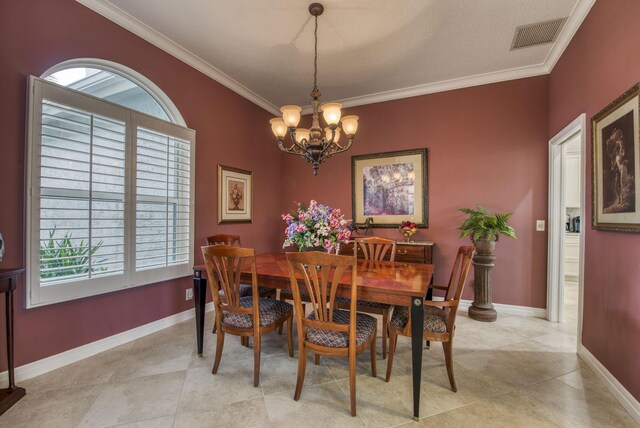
[39,100,127,284]
[132,114,194,283]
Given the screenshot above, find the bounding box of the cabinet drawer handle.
[397,250,408,255]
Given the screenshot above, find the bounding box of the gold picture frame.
[352,148,428,228]
[591,83,640,232]
[218,164,252,224]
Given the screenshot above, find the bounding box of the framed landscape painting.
[352,148,428,228]
[218,165,252,224]
[592,83,640,232]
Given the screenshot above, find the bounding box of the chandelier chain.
[313,15,318,93]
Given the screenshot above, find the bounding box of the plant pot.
[473,238,496,255]
[469,237,498,322]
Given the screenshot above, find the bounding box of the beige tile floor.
[1,306,637,427]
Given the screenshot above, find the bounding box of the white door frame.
[547,113,586,348]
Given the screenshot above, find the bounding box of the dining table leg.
[193,270,207,356]
[410,296,424,421]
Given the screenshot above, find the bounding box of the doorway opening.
[547,114,586,346]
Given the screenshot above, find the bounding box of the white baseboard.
[432,296,547,318]
[578,345,640,425]
[459,299,547,318]
[0,302,214,387]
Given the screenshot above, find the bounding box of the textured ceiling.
[100,0,582,109]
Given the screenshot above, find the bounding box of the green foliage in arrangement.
[458,205,517,242]
[40,228,106,279]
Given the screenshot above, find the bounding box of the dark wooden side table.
[0,268,26,415]
[340,239,434,265]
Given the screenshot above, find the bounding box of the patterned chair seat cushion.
[390,305,448,334]
[280,289,311,300]
[334,297,391,310]
[306,309,376,348]
[218,285,275,299]
[222,297,292,329]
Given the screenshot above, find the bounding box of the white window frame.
[26,76,195,308]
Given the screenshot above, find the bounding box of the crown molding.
[544,0,597,72]
[301,63,549,114]
[77,0,594,117]
[76,0,281,116]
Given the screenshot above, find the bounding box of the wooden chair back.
[206,234,242,247]
[286,252,358,346]
[355,237,397,262]
[201,245,258,330]
[443,246,475,330]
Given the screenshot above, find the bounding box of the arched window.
[42,59,185,125]
[26,59,194,307]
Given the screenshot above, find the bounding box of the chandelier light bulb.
[321,103,342,126]
[270,118,287,138]
[295,128,311,144]
[341,115,359,135]
[281,105,302,128]
[324,127,340,143]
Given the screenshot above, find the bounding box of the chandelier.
[269,3,359,175]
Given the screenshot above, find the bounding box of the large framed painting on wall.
[591,83,640,232]
[352,148,428,228]
[218,165,252,224]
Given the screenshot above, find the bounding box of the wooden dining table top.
[194,252,433,305]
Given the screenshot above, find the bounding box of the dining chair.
[385,245,475,391]
[206,234,276,335]
[202,245,293,387]
[277,246,339,334]
[336,236,396,359]
[286,251,377,417]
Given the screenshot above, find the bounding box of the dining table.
[192,252,433,420]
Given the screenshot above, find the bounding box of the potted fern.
[458,205,516,322]
[458,205,516,255]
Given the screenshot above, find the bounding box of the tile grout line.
[74,382,109,428]
[172,367,190,426]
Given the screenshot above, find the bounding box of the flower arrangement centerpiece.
[281,200,352,253]
[399,220,418,242]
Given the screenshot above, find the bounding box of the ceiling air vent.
[511,17,567,50]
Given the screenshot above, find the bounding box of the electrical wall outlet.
[185,288,193,300]
[536,220,545,231]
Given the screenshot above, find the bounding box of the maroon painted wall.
[549,0,640,400]
[281,76,550,307]
[0,0,281,370]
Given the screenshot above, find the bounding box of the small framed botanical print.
[591,83,640,232]
[218,165,252,224]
